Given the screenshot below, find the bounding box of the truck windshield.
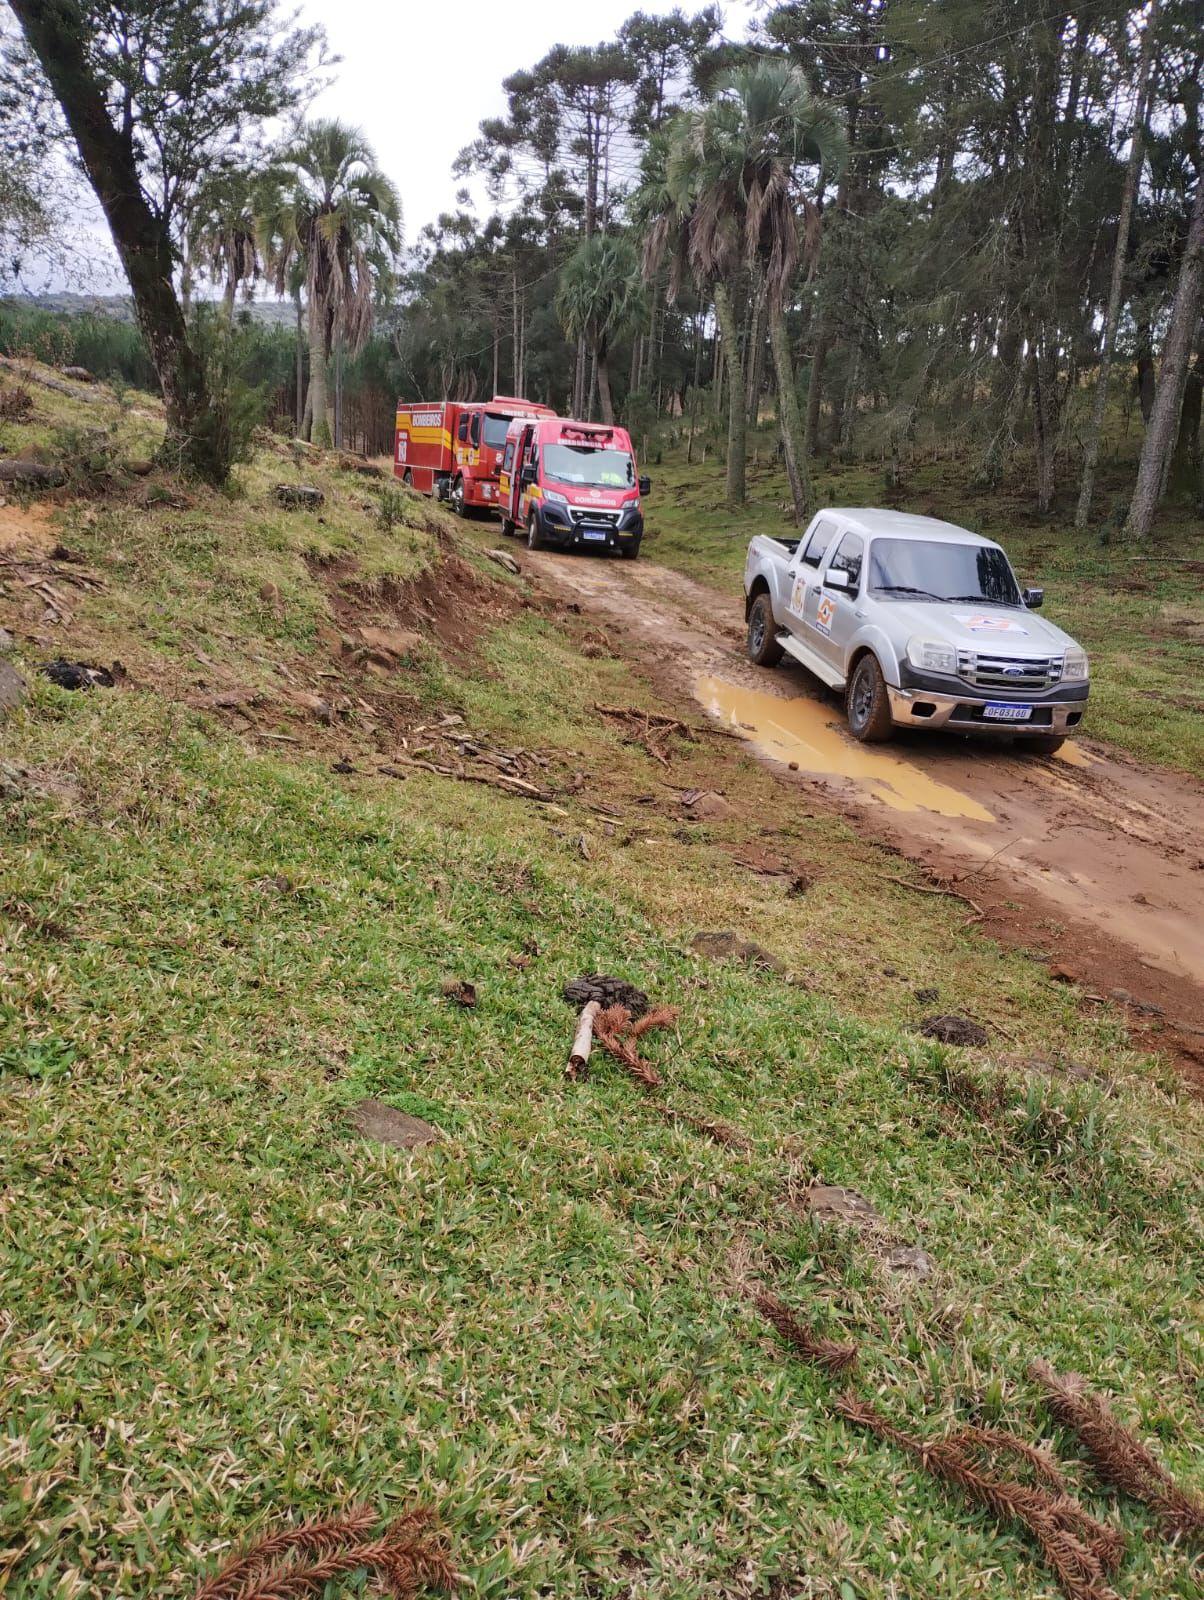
[482,414,510,449]
[867,539,1022,606]
[543,443,634,489]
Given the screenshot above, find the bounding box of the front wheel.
[526,514,543,551]
[620,539,641,561]
[746,593,784,667]
[1015,733,1066,756]
[846,654,894,742]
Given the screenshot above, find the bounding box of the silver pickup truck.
[743,508,1089,754]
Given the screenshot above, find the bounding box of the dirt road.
[524,546,1204,1058]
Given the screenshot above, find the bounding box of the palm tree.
[263,120,402,447]
[556,234,644,423]
[668,64,847,523]
[635,122,749,507]
[189,166,265,320]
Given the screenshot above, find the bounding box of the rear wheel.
[1015,733,1066,756]
[847,654,893,742]
[746,593,784,667]
[500,517,516,537]
[402,469,413,488]
[451,476,467,517]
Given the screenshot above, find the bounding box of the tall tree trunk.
[333,337,343,450]
[1075,3,1157,529]
[685,310,703,465]
[221,269,238,321]
[767,299,812,525]
[294,294,304,434]
[745,278,766,426]
[308,294,331,448]
[712,278,746,506]
[596,349,614,425]
[1169,331,1204,497]
[10,0,223,482]
[1125,174,1204,538]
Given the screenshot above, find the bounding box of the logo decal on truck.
[955,614,1029,634]
[815,595,835,636]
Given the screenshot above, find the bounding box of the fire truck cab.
[393,395,553,516]
[498,416,651,559]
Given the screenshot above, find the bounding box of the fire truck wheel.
[501,517,516,537]
[402,470,413,488]
[526,514,544,551]
[451,476,468,517]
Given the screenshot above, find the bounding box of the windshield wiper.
[874,584,944,600]
[944,594,1021,606]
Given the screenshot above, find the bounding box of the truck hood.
[887,600,1079,656]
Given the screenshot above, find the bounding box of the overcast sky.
[43,0,754,296]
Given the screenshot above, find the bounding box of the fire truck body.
[394,396,553,514]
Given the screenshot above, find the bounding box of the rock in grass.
[274,483,325,510]
[921,1013,988,1047]
[0,659,28,715]
[349,1098,441,1149]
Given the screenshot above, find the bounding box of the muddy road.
[523,545,1204,1058]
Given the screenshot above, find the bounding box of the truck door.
[810,530,865,668]
[511,424,536,522]
[787,517,839,637]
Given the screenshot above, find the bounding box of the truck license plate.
[984,702,1033,721]
[582,529,608,541]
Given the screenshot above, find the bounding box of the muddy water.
[696,676,995,822]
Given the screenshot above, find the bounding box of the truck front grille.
[570,507,620,527]
[957,652,1063,691]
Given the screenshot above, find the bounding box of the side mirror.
[1022,586,1044,609]
[823,567,851,592]
[638,475,651,496]
[520,464,535,486]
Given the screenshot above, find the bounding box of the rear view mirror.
[638,475,651,496]
[1022,586,1044,609]
[824,568,851,591]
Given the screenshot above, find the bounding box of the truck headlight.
[1062,646,1089,681]
[907,637,957,675]
[542,489,568,507]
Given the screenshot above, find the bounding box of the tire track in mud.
[522,545,1204,1079]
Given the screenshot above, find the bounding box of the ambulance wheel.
[451,476,467,517]
[402,470,413,488]
[621,539,641,560]
[526,514,544,551]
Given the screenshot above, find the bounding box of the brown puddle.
[695,676,995,822]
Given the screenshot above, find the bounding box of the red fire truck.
[498,415,650,559]
[393,395,554,517]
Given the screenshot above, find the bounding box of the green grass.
[644,437,1204,777]
[2,378,1203,1599]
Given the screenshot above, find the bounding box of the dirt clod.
[921,1013,989,1047]
[440,978,477,1008]
[348,1098,442,1151]
[563,974,650,1018]
[690,930,783,972]
[802,1184,884,1225]
[40,659,115,691]
[914,986,940,1005]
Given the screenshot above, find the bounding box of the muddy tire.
[846,653,893,742]
[451,476,468,517]
[526,513,544,551]
[746,593,784,667]
[621,539,641,560]
[1015,733,1066,756]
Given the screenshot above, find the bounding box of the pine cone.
[562,973,649,1019]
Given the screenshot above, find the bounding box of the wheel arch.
[745,574,771,619]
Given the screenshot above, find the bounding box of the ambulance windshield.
[483,414,510,448]
[543,443,635,489]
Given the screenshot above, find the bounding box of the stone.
[349,1097,441,1150]
[0,659,28,716]
[0,626,14,653]
[356,625,422,661]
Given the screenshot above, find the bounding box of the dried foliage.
[835,1395,1125,1600]
[1031,1360,1204,1544]
[593,702,697,768]
[592,1002,678,1089]
[753,1291,857,1375]
[649,1100,750,1149]
[193,1507,455,1600]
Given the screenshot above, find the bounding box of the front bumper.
[887,684,1088,734]
[537,505,643,552]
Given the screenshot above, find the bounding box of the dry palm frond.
[836,1396,1124,1600]
[753,1291,857,1375]
[1031,1360,1204,1544]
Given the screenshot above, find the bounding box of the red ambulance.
[498,416,651,559]
[393,395,554,517]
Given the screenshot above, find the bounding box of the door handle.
[854,609,866,619]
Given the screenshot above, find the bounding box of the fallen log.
[0,355,104,403]
[0,460,66,486]
[274,483,325,509]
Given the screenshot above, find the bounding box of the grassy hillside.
[643,439,1204,778]
[2,368,1202,1599]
